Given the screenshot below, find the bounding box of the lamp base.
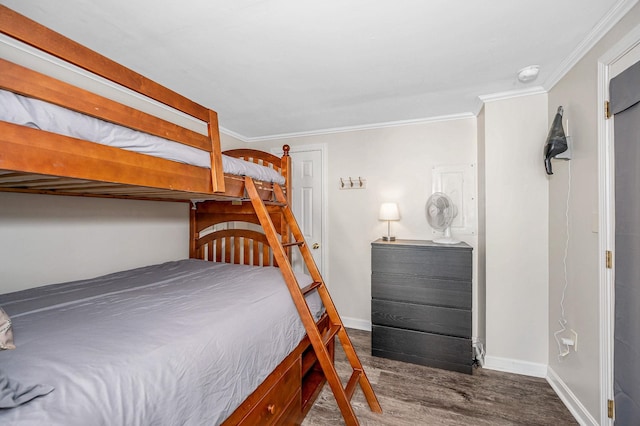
[382,236,396,241]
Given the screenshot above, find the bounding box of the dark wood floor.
[303,329,577,426]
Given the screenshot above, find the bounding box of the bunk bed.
[0,5,380,426]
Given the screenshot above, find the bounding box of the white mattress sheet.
[0,89,285,185]
[0,259,321,425]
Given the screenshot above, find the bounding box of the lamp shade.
[379,203,400,221]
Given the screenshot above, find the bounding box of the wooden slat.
[263,244,270,267]
[253,240,260,266]
[282,241,304,248]
[243,238,250,265]
[215,239,222,263]
[224,236,231,263]
[301,281,323,296]
[223,149,283,173]
[0,122,212,193]
[322,324,342,347]
[233,238,241,264]
[344,370,362,402]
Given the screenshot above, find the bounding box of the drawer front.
[372,245,471,281]
[372,299,471,338]
[274,389,302,426]
[372,325,472,373]
[238,360,301,426]
[372,272,471,309]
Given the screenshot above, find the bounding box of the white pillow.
[0,307,16,350]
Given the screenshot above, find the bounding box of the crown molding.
[222,112,476,143]
[218,126,249,143]
[544,0,640,90]
[478,86,547,103]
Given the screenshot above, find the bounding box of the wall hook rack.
[339,176,366,190]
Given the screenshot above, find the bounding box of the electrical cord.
[554,160,572,360]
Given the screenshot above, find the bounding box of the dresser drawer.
[372,325,473,374]
[237,360,301,426]
[372,244,471,281]
[372,272,471,309]
[372,299,471,338]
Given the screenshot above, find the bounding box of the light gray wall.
[0,192,189,293]
[482,93,549,372]
[547,2,640,422]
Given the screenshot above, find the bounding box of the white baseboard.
[483,355,547,378]
[546,367,598,426]
[342,316,371,331]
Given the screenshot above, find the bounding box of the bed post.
[208,110,225,193]
[189,202,198,259]
[281,145,292,258]
[281,145,291,204]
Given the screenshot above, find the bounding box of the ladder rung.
[322,324,341,347]
[344,369,362,401]
[263,201,287,207]
[301,281,322,295]
[301,349,318,377]
[282,240,304,248]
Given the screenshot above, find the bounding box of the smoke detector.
[517,65,540,83]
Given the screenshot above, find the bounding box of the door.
[288,148,324,276]
[609,56,640,425]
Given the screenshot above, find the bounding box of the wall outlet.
[560,330,578,351]
[555,328,578,357]
[569,329,578,351]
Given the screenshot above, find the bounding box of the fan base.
[433,237,460,245]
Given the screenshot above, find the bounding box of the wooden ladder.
[244,176,382,426]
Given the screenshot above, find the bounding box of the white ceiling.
[2,0,635,140]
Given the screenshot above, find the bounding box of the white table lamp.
[379,202,400,241]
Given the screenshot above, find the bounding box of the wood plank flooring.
[303,329,577,425]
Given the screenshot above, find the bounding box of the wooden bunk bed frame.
[0,5,381,425]
[0,5,282,202]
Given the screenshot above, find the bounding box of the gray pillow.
[0,370,54,408]
[0,307,15,350]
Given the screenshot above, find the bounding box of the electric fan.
[426,192,460,244]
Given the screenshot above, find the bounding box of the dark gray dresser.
[371,239,473,374]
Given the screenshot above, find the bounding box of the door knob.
[312,243,320,249]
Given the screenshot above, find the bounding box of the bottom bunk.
[0,241,331,425]
[192,182,382,425]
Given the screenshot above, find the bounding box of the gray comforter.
[0,259,321,425]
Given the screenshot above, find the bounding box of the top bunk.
[0,5,289,202]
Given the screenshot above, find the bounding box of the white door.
[289,148,324,276]
[601,30,640,425]
[609,42,640,426]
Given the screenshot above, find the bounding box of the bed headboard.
[194,229,276,267]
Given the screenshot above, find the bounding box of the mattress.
[0,89,285,185]
[0,259,321,425]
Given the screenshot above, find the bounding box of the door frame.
[597,22,640,426]
[271,143,329,278]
